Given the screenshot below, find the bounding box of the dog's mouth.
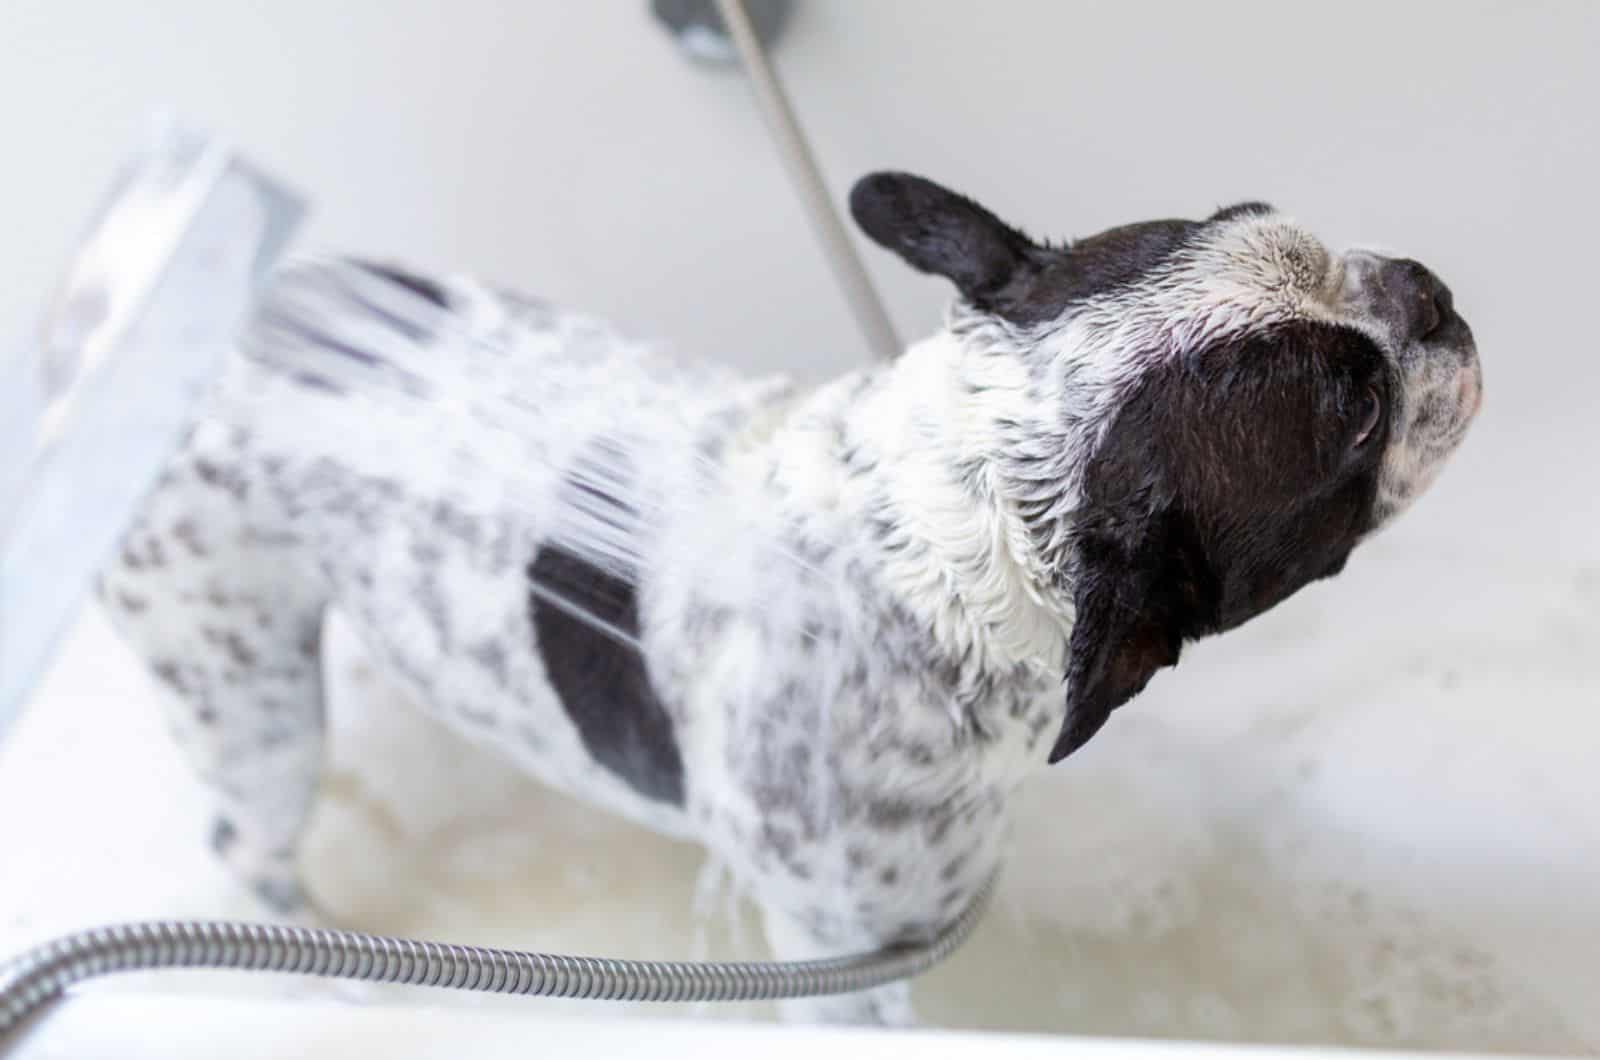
[1454,357,1484,428]
[1372,328,1482,524]
[1413,300,1482,436]
[1436,322,1483,439]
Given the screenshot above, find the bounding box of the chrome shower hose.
[0,875,992,1035]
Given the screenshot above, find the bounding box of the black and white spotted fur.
[98,172,1482,1025]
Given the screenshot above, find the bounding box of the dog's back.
[97,261,793,905]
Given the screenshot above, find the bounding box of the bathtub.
[2,407,1596,1057]
[7,995,1571,1059]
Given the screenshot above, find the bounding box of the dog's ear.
[1049,527,1186,763]
[849,172,1041,308]
[1046,321,1392,762]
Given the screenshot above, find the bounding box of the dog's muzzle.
[1345,249,1483,520]
[1348,251,1482,421]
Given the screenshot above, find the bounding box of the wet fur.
[98,172,1481,1025]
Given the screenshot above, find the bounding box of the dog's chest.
[637,480,1060,917]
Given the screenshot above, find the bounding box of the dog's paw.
[777,983,918,1027]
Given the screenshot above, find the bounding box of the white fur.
[96,203,1480,1027]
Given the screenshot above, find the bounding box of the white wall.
[6,1,1597,545]
[3,2,1598,1053]
[6,3,1597,381]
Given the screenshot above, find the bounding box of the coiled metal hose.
[0,876,992,1036]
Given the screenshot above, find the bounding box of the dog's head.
[850,172,1482,761]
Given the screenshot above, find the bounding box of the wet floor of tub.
[2,411,1596,1055]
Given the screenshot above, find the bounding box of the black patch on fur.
[1001,219,1197,326]
[210,816,238,855]
[1208,201,1276,223]
[850,172,1274,329]
[354,260,451,309]
[1051,320,1392,761]
[527,477,685,807]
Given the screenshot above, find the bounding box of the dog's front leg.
[758,902,918,1027]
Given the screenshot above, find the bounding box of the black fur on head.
[1051,321,1394,760]
[851,170,1462,763]
[849,171,1266,327]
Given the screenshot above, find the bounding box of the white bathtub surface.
[4,995,1576,1060]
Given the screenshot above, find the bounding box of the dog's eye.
[1352,386,1382,448]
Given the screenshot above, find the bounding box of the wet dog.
[100,172,1482,1024]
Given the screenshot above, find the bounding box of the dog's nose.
[1380,258,1454,342]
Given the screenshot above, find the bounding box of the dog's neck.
[832,326,1078,683]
